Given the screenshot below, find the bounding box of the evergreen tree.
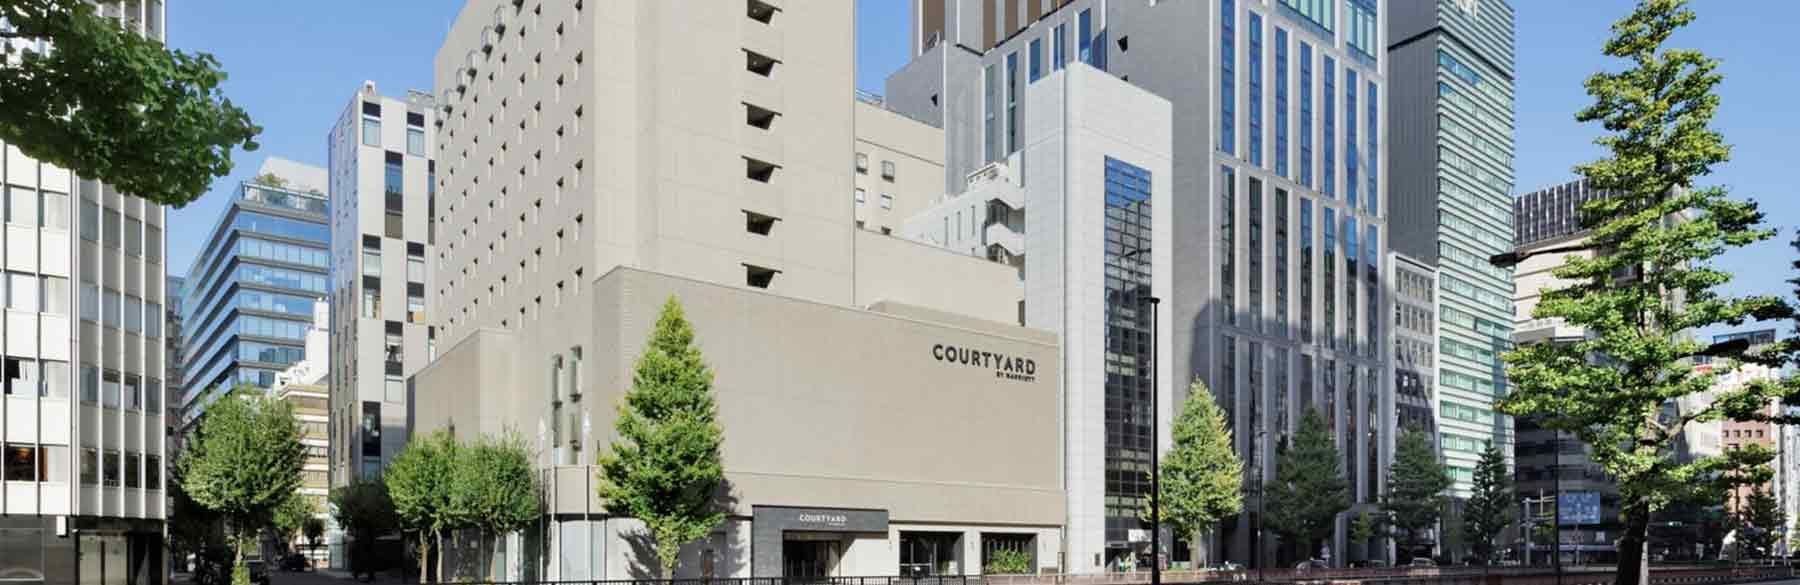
[1499,1,1796,583]
[1383,426,1452,562]
[177,388,306,585]
[1735,486,1784,559]
[385,430,459,581]
[1142,381,1243,557]
[0,0,260,206]
[598,297,727,577]
[1265,408,1349,562]
[1462,444,1514,565]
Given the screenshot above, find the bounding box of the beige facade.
[432,0,859,352]
[853,98,945,236]
[413,267,1061,578]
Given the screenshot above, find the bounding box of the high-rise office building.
[1388,0,1516,496]
[325,83,436,483]
[177,158,328,429]
[895,0,1394,567]
[1,3,172,580]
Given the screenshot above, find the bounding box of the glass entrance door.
[782,539,839,579]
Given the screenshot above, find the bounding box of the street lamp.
[1121,247,1162,585]
[1255,429,1268,585]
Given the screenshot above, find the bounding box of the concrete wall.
[413,266,1063,527]
[854,101,945,235]
[852,230,1020,324]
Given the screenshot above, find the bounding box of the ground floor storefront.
[535,506,1059,580]
[0,515,165,585]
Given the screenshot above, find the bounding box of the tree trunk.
[418,532,431,584]
[1616,507,1650,585]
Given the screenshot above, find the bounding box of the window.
[855,152,868,174]
[79,448,97,484]
[42,361,67,398]
[1053,23,1067,70]
[1346,68,1359,207]
[745,211,777,235]
[1220,166,1236,325]
[745,157,777,183]
[1029,38,1043,82]
[1278,0,1334,33]
[146,454,162,489]
[745,50,776,76]
[103,209,119,249]
[408,257,426,283]
[1006,51,1018,153]
[747,0,776,23]
[4,444,35,481]
[1367,81,1379,214]
[1323,55,1336,198]
[407,127,426,156]
[6,185,35,225]
[101,450,120,486]
[80,365,97,403]
[984,63,999,162]
[1219,0,1235,155]
[362,116,381,146]
[881,160,895,181]
[1347,0,1377,60]
[385,377,404,403]
[42,190,68,230]
[124,295,142,334]
[854,188,866,204]
[3,358,35,396]
[1248,11,1262,167]
[1275,28,1290,177]
[80,198,98,241]
[1078,9,1093,65]
[1299,42,1313,188]
[746,102,777,129]
[745,264,776,289]
[42,275,70,315]
[7,272,37,311]
[880,194,893,209]
[145,302,161,337]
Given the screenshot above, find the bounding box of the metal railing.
[426,566,1795,585]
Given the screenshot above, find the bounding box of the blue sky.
[168,1,1799,319]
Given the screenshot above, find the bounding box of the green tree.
[168,474,223,561]
[1462,444,1514,565]
[1265,408,1349,562]
[448,434,540,580]
[385,430,459,581]
[1142,381,1242,559]
[1383,426,1452,562]
[598,297,727,577]
[1734,486,1784,559]
[302,517,326,556]
[0,0,259,207]
[250,171,287,189]
[1498,1,1796,583]
[1350,511,1381,564]
[177,388,305,585]
[984,549,1033,575]
[330,479,398,577]
[272,492,319,552]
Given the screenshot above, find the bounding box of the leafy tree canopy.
[1143,380,1243,541]
[0,0,260,207]
[599,296,726,577]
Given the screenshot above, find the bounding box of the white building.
[326,82,437,484]
[0,2,171,582]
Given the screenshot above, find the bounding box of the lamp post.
[1122,247,1162,585]
[1149,295,1163,585]
[1256,429,1268,585]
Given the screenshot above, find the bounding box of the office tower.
[1391,253,1437,438]
[163,276,187,454]
[0,2,172,579]
[325,83,436,483]
[177,158,328,427]
[1388,0,1516,496]
[416,2,1058,580]
[895,0,1394,568]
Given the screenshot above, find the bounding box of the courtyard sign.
[932,343,1037,382]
